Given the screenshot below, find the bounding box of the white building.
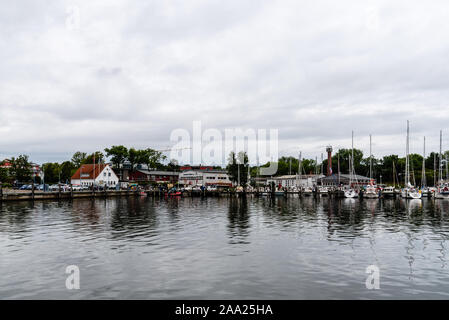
[179,169,232,187]
[269,174,324,188]
[71,164,119,187]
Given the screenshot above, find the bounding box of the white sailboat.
[344,131,359,198]
[364,134,379,199]
[435,130,449,199]
[401,121,422,199]
[420,136,430,198]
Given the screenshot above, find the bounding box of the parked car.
[19,184,30,190]
[49,185,59,191]
[71,185,82,191]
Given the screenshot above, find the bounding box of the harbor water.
[1,196,449,299]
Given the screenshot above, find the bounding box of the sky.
[1,0,449,165]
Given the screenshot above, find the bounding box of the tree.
[71,151,87,168]
[42,163,60,184]
[166,159,180,171]
[104,145,128,169]
[141,148,166,170]
[226,151,249,186]
[10,155,32,182]
[127,148,141,172]
[84,151,105,164]
[60,161,75,183]
[0,166,9,183]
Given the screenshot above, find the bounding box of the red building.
[128,169,179,184]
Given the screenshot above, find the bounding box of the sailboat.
[401,121,422,199]
[420,137,430,198]
[364,134,379,199]
[344,131,359,198]
[382,161,396,197]
[435,130,449,199]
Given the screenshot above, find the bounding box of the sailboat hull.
[344,190,358,198]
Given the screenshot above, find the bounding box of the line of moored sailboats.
[259,121,449,200]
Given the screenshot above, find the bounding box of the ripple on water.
[1,197,449,299]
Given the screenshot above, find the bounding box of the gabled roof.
[71,164,109,180]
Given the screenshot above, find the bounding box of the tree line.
[0,146,175,185]
[3,147,448,186]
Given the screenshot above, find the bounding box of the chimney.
[326,146,333,176]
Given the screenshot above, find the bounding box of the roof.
[273,174,324,180]
[180,169,228,174]
[137,169,179,176]
[71,164,109,180]
[319,174,374,181]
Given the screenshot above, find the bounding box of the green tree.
[226,151,249,186]
[71,151,87,168]
[140,148,167,170]
[0,166,9,183]
[10,155,32,182]
[127,148,142,172]
[104,145,128,169]
[60,161,75,183]
[42,163,60,184]
[84,151,105,164]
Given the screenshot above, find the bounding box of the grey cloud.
[1,0,449,164]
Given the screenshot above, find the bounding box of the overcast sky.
[1,0,449,165]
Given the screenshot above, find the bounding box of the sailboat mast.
[337,152,340,185]
[405,120,410,186]
[369,134,373,180]
[422,136,426,188]
[392,161,395,188]
[289,157,291,175]
[439,130,443,185]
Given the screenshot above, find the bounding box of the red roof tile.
[71,164,108,180]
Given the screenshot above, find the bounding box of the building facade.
[268,174,324,188]
[71,164,119,187]
[128,169,179,184]
[179,169,232,187]
[319,174,374,187]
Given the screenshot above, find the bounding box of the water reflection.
[1,197,449,299]
[227,197,250,244]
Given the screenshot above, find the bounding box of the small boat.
[344,189,358,198]
[364,184,379,199]
[401,187,422,199]
[274,189,285,196]
[382,186,395,197]
[318,186,329,196]
[302,187,313,196]
[434,184,449,199]
[165,191,182,196]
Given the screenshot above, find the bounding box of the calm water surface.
[1,196,449,299]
